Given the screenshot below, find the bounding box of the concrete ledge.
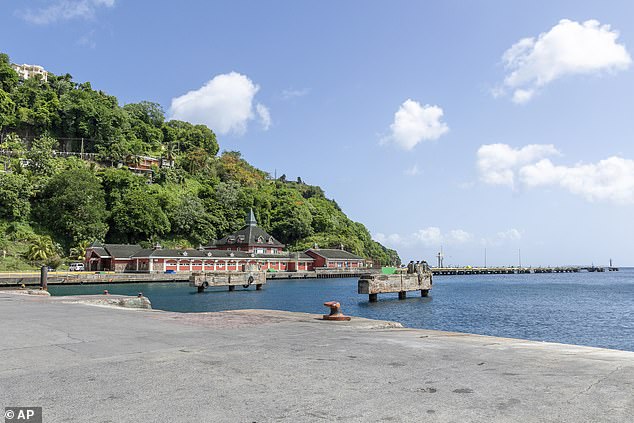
[1,292,632,422]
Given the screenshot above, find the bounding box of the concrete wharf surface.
[1,292,633,422]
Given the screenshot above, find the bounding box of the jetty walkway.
[1,291,632,422]
[430,266,617,275]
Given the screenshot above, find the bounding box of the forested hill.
[0,52,399,269]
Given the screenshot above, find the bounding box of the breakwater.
[431,266,618,275]
[0,269,375,286]
[0,266,620,287]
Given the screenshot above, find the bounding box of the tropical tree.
[109,187,170,242]
[25,235,58,261]
[34,165,109,247]
[0,173,32,221]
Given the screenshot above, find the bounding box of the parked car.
[69,262,85,271]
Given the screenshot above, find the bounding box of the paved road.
[1,292,633,422]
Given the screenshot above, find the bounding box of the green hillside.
[0,52,400,270]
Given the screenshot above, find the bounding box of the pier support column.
[369,293,378,302]
[40,266,48,291]
[421,289,429,297]
[197,285,205,293]
[398,291,407,300]
[228,285,235,292]
[256,284,262,290]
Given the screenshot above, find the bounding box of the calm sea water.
[49,269,634,352]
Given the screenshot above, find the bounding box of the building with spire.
[84,209,365,273]
[207,209,285,254]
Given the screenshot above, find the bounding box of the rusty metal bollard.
[138,292,143,298]
[103,290,109,295]
[322,301,351,321]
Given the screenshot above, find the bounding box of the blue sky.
[3,0,634,266]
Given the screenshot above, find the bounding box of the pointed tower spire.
[246,208,257,227]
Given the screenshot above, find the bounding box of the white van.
[69,262,85,271]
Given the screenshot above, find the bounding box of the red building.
[305,248,366,269]
[85,209,365,273]
[206,209,285,254]
[85,242,143,272]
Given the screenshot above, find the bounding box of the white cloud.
[519,157,634,204]
[256,103,271,130]
[18,0,115,24]
[482,228,523,246]
[281,88,309,100]
[383,99,449,150]
[496,229,522,241]
[498,19,631,103]
[374,227,472,248]
[170,72,270,136]
[76,30,97,49]
[376,227,526,251]
[404,164,420,176]
[478,143,634,204]
[477,143,560,187]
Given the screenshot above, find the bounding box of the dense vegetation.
[0,52,399,270]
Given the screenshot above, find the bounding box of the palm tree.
[69,240,90,261]
[26,236,57,262]
[164,142,177,161]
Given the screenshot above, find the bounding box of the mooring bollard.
[103,290,109,295]
[40,265,48,291]
[137,292,143,298]
[322,301,351,321]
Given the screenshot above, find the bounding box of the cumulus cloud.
[374,227,473,248]
[498,19,631,103]
[519,157,634,204]
[477,143,560,187]
[382,99,449,150]
[482,229,523,247]
[170,72,271,136]
[375,227,527,251]
[18,0,115,24]
[256,103,271,130]
[478,143,634,204]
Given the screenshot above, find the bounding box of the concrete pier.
[1,292,632,422]
[359,271,432,302]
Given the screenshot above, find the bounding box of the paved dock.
[0,292,632,422]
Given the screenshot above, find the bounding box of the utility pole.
[436,246,444,268]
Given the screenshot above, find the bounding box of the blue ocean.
[50,268,634,352]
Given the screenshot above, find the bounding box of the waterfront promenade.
[1,292,632,422]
